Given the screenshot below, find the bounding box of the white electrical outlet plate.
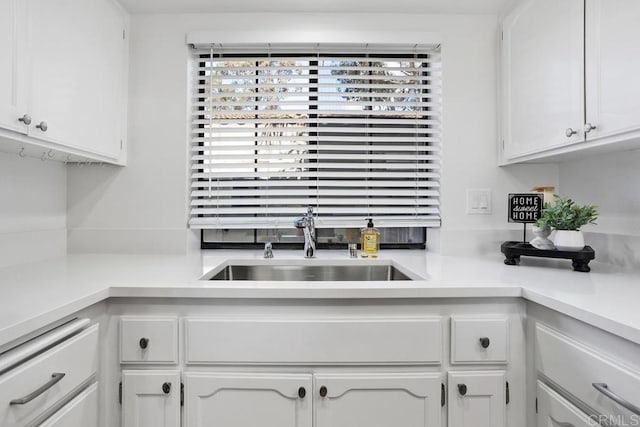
[467,189,492,215]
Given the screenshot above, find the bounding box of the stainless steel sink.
[204,262,418,281]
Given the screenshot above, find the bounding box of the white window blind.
[190,44,441,229]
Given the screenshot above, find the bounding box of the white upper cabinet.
[502,0,585,160]
[501,0,640,163]
[0,0,127,164]
[584,0,640,141]
[0,0,29,134]
[29,0,83,149]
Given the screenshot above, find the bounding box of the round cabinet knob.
[139,337,149,349]
[565,128,577,138]
[18,114,32,125]
[298,387,306,399]
[458,384,468,396]
[584,123,597,133]
[319,386,328,397]
[479,337,491,348]
[36,121,48,132]
[162,382,171,394]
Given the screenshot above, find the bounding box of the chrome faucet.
[294,206,316,258]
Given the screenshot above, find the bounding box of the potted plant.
[535,195,598,251]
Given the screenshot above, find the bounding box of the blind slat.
[191,189,439,197]
[193,170,440,179]
[192,154,439,162]
[191,180,441,189]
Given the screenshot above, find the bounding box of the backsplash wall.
[559,149,640,269]
[0,151,67,268]
[67,12,559,254]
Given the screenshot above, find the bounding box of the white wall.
[558,149,640,269]
[0,152,66,268]
[67,12,559,254]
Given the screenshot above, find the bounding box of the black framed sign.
[508,193,543,223]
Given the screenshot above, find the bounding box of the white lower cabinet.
[447,371,507,427]
[121,370,181,427]
[534,321,640,427]
[536,381,592,427]
[40,382,99,427]
[315,373,442,427]
[0,324,98,427]
[183,372,312,427]
[182,371,440,427]
[116,307,522,427]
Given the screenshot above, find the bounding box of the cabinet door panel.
[315,373,441,427]
[76,0,125,158]
[183,372,312,427]
[122,371,180,427]
[28,0,124,159]
[585,0,640,140]
[28,0,78,147]
[0,0,28,133]
[448,371,506,427]
[502,0,584,159]
[537,381,593,427]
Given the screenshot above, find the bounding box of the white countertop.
[0,250,638,347]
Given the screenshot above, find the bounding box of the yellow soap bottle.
[361,218,380,258]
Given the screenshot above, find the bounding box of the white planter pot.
[553,230,585,251]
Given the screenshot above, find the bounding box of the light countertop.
[0,250,638,348]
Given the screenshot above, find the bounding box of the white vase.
[553,230,585,251]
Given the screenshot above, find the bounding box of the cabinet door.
[502,0,585,159]
[536,381,593,427]
[0,0,29,134]
[75,0,126,159]
[122,371,180,427]
[585,0,640,141]
[315,373,442,427]
[448,371,506,427]
[28,0,80,147]
[183,372,312,427]
[40,382,98,427]
[28,0,125,159]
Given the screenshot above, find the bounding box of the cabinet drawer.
[40,382,98,427]
[536,380,592,427]
[0,325,98,427]
[450,316,508,364]
[185,317,443,365]
[536,323,640,419]
[120,317,178,364]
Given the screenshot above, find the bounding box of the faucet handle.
[307,206,314,216]
[263,241,274,259]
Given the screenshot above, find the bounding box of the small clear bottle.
[360,218,380,258]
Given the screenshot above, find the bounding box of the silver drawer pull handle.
[592,383,640,416]
[9,373,66,405]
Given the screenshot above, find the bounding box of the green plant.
[535,195,598,230]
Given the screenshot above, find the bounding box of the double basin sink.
[202,260,421,282]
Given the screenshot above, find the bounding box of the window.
[190,44,441,248]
